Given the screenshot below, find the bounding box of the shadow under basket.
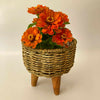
[22,38,77,95]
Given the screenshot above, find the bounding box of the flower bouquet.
[21,5,77,95]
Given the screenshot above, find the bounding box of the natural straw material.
[22,39,77,78]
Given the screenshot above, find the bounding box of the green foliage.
[64,22,70,24]
[53,30,56,35]
[36,14,39,18]
[27,22,37,29]
[38,27,43,31]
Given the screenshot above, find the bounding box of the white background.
[0,0,100,100]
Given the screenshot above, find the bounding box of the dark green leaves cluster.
[36,34,62,49]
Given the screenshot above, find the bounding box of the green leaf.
[42,34,52,41]
[59,27,63,29]
[40,32,43,35]
[38,27,42,31]
[53,30,56,35]
[64,22,70,24]
[37,14,39,18]
[27,22,37,29]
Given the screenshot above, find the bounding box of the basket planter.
[22,38,77,95]
[21,4,77,95]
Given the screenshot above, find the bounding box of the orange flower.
[28,5,49,15]
[57,12,69,23]
[21,27,42,48]
[53,12,69,28]
[36,10,69,35]
[42,26,54,35]
[36,9,54,27]
[32,18,38,23]
[28,5,69,35]
[52,28,73,46]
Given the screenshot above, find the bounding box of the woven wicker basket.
[22,38,77,78]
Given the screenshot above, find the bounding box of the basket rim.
[22,38,77,52]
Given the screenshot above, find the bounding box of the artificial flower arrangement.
[21,5,73,49]
[21,5,77,95]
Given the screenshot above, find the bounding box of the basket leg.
[31,74,38,86]
[52,76,61,95]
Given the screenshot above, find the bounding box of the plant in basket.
[21,5,77,95]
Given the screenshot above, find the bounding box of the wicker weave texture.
[22,39,77,78]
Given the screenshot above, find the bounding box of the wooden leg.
[52,76,61,95]
[31,74,38,86]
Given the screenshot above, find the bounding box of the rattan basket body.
[22,39,77,78]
